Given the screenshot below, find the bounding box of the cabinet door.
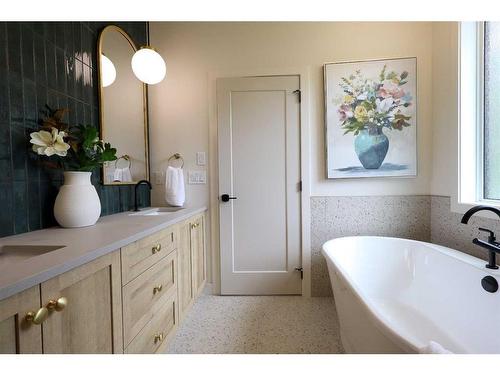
[0,286,42,354]
[190,214,206,297]
[177,220,194,321]
[40,251,123,354]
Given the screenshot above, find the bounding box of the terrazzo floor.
[165,287,344,354]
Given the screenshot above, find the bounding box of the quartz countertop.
[0,206,207,301]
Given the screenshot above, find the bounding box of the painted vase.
[54,171,101,228]
[354,127,389,169]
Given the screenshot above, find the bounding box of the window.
[460,22,500,205]
[484,22,500,200]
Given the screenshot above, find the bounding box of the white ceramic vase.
[54,171,101,228]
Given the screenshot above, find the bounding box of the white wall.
[430,22,459,197]
[148,22,435,206]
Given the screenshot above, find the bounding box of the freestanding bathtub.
[322,236,500,354]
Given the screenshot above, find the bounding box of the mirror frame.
[97,25,150,185]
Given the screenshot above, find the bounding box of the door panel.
[0,286,42,354]
[217,75,301,295]
[40,252,123,354]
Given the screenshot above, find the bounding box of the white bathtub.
[322,236,500,354]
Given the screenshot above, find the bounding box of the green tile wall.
[0,22,151,237]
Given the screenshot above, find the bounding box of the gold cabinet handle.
[25,307,49,325]
[154,332,164,344]
[190,222,199,229]
[152,243,162,254]
[46,297,68,312]
[153,284,163,294]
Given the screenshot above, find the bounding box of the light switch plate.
[196,152,206,166]
[153,171,164,185]
[188,170,207,184]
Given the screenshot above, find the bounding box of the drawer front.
[121,226,177,284]
[122,251,177,346]
[125,293,177,354]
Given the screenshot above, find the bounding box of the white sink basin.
[129,207,185,216]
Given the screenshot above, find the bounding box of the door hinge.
[293,89,301,103]
[298,180,302,192]
[295,267,303,279]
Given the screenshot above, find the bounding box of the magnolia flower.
[375,98,394,113]
[30,128,70,157]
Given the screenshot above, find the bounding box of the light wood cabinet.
[178,213,206,321]
[40,251,123,354]
[191,214,206,297]
[0,210,206,354]
[0,286,42,354]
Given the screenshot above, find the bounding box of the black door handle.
[221,194,237,202]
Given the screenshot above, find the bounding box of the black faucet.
[461,205,500,269]
[134,180,152,212]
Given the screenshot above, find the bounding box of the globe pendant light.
[100,54,116,88]
[131,46,166,85]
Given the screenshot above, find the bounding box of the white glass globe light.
[100,54,116,88]
[131,47,166,85]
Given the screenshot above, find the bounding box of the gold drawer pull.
[190,222,199,229]
[152,244,162,254]
[154,332,164,344]
[153,284,163,294]
[25,307,49,325]
[46,297,68,312]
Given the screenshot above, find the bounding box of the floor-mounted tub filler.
[322,236,500,354]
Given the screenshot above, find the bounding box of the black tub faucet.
[461,205,500,269]
[134,180,152,212]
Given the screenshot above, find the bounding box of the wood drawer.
[122,251,177,346]
[124,292,177,354]
[121,226,177,285]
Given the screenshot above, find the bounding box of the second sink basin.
[0,245,66,268]
[129,207,185,216]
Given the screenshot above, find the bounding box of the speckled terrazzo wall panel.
[0,22,150,237]
[430,196,499,261]
[311,195,431,296]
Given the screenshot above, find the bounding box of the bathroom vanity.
[0,207,207,354]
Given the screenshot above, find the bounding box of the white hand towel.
[113,167,133,182]
[419,341,453,354]
[165,166,185,207]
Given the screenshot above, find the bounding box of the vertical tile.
[67,97,76,126]
[35,84,47,123]
[21,25,34,81]
[65,55,75,98]
[54,22,65,50]
[83,63,92,104]
[27,181,41,231]
[39,180,58,228]
[43,22,56,45]
[8,71,24,125]
[23,79,37,129]
[73,23,82,61]
[0,182,14,236]
[13,180,28,233]
[45,42,56,90]
[55,47,66,93]
[0,23,7,70]
[81,27,92,67]
[10,127,27,181]
[30,22,45,37]
[6,23,22,75]
[74,57,83,100]
[63,22,73,57]
[33,36,47,85]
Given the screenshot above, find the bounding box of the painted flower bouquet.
[336,65,413,170]
[29,106,117,171]
[337,65,413,135]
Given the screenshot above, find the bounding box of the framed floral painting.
[324,57,417,178]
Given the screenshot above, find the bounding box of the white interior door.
[217,75,301,295]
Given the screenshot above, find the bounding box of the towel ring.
[115,154,131,169]
[168,153,184,168]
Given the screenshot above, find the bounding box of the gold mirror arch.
[97,25,150,185]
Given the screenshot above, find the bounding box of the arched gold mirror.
[97,25,149,185]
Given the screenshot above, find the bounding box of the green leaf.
[400,71,408,80]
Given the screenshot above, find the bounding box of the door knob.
[25,307,49,325]
[221,194,237,202]
[47,297,68,312]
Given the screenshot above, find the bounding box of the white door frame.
[207,66,311,297]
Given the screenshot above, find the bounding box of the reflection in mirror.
[98,25,149,185]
